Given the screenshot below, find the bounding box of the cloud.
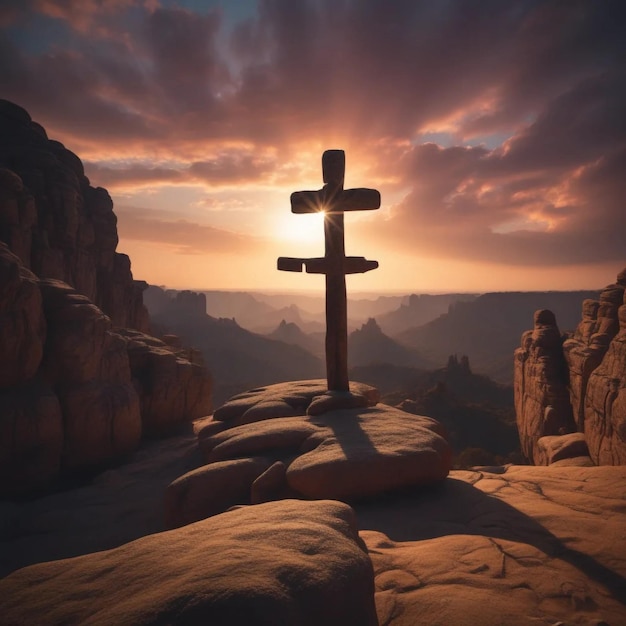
[115,205,269,255]
[1,0,625,272]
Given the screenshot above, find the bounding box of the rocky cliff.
[514,268,626,465]
[0,101,212,497]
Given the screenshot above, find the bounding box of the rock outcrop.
[0,99,149,331]
[166,380,452,527]
[0,244,212,496]
[514,309,576,463]
[514,268,626,465]
[2,433,625,626]
[0,101,212,497]
[0,499,378,626]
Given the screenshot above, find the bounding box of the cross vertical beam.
[277,149,380,392]
[323,151,349,391]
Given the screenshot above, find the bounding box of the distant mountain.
[377,293,478,335]
[248,304,326,334]
[348,318,430,368]
[202,291,275,322]
[397,291,601,383]
[354,355,519,465]
[347,295,408,320]
[268,320,324,358]
[145,287,324,406]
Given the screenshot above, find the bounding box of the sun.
[274,210,326,243]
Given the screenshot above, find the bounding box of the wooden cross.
[277,150,380,391]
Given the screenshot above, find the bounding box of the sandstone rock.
[190,381,451,515]
[535,432,589,465]
[0,243,45,388]
[583,300,626,464]
[514,309,575,463]
[515,268,626,466]
[165,457,273,528]
[358,465,626,626]
[59,381,142,471]
[120,328,212,436]
[251,461,295,504]
[0,379,63,496]
[37,279,142,471]
[0,99,149,332]
[564,280,625,432]
[0,500,378,626]
[39,279,131,385]
[213,379,380,423]
[307,390,372,415]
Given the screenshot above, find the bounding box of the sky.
[1,0,625,294]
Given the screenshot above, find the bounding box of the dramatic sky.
[2,0,625,293]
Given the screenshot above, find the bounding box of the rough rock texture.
[575,277,626,465]
[168,380,451,526]
[0,102,213,496]
[2,437,625,626]
[0,243,45,387]
[515,268,626,465]
[120,328,213,436]
[358,465,626,626]
[0,99,149,331]
[534,432,590,466]
[514,309,576,463]
[0,378,63,497]
[0,273,211,495]
[0,499,378,626]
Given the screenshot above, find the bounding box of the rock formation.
[0,99,149,331]
[165,380,452,528]
[0,499,378,626]
[514,309,576,463]
[0,101,212,497]
[3,433,625,626]
[514,268,626,465]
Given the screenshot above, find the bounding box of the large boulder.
[0,499,378,626]
[169,380,451,524]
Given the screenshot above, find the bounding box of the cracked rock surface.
[1,431,625,625]
[357,465,626,626]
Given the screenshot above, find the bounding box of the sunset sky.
[1,0,625,293]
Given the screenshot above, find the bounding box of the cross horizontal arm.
[291,188,381,214]
[277,256,378,274]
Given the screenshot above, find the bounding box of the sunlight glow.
[274,210,326,243]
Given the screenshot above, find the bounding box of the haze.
[2,0,624,292]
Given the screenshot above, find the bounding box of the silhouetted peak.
[360,317,382,334]
[446,354,471,373]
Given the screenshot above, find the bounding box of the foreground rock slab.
[358,465,626,626]
[168,380,452,526]
[0,499,378,626]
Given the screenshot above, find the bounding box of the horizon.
[158,285,606,298]
[2,1,625,292]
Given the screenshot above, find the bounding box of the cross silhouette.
[277,150,380,391]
